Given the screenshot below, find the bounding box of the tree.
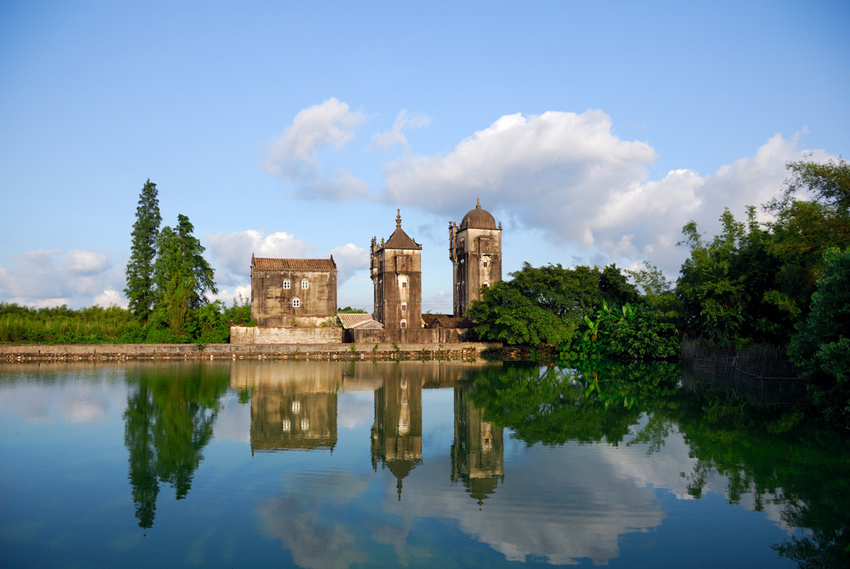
[466,263,638,346]
[125,180,161,322]
[788,247,850,425]
[152,214,217,339]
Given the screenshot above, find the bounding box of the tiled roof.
[337,313,372,328]
[252,257,336,271]
[384,227,421,250]
[423,314,474,329]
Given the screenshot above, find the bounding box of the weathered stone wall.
[252,266,337,327]
[0,341,501,362]
[230,326,343,345]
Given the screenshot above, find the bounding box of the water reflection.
[123,362,229,528]
[2,360,847,567]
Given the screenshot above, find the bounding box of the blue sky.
[1,1,848,312]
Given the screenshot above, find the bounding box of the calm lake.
[0,359,847,568]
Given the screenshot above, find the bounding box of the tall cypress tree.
[125,180,162,322]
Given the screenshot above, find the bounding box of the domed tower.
[449,199,502,317]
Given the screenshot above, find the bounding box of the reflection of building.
[451,386,504,506]
[251,388,337,452]
[231,360,341,453]
[371,367,423,500]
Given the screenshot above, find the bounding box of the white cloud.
[93,288,128,308]
[206,230,316,285]
[371,110,431,149]
[0,249,119,308]
[328,243,369,285]
[263,97,371,200]
[383,110,837,276]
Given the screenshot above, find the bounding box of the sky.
[1,0,848,313]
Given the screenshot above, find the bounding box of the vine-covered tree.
[125,180,162,322]
[152,214,217,339]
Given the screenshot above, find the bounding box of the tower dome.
[460,198,497,230]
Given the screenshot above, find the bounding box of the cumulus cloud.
[383,109,834,276]
[328,243,369,285]
[263,97,371,200]
[206,230,368,290]
[371,110,431,149]
[0,249,120,308]
[206,230,316,285]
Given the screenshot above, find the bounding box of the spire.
[476,198,481,209]
[396,209,402,229]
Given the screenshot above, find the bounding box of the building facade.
[370,210,422,335]
[449,199,502,317]
[250,256,337,328]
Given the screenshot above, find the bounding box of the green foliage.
[789,247,850,425]
[151,214,218,341]
[124,365,229,528]
[338,306,367,313]
[0,303,143,344]
[466,262,638,346]
[560,301,679,362]
[125,180,162,323]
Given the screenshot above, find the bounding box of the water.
[0,360,847,568]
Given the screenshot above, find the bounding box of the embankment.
[0,342,501,362]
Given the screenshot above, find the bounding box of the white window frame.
[292,298,300,307]
[283,279,291,289]
[301,279,309,289]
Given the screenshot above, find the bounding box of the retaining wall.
[0,342,501,362]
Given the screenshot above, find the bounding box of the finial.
[476,198,481,209]
[396,209,402,229]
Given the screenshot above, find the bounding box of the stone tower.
[371,210,422,335]
[449,199,502,317]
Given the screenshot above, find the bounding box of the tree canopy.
[125,180,161,322]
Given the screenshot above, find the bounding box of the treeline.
[0,299,252,344]
[468,158,850,424]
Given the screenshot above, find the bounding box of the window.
[400,319,407,329]
[401,302,407,312]
[401,281,407,288]
[483,260,489,268]
[283,280,291,289]
[301,280,309,289]
[292,298,300,307]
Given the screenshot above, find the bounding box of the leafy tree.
[676,209,748,343]
[788,247,850,426]
[125,180,162,322]
[467,262,638,346]
[151,214,217,340]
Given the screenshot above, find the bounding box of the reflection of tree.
[472,360,850,567]
[124,363,229,528]
[471,361,679,446]
[668,397,850,569]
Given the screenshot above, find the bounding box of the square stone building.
[250,256,337,328]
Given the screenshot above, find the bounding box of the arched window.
[400,319,407,329]
[301,279,309,289]
[292,298,300,307]
[401,302,407,312]
[283,279,291,289]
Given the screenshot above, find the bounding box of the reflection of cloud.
[258,495,368,569]
[256,471,373,569]
[0,378,124,425]
[211,392,251,444]
[383,446,665,565]
[337,392,373,429]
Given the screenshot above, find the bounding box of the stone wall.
[230,326,343,345]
